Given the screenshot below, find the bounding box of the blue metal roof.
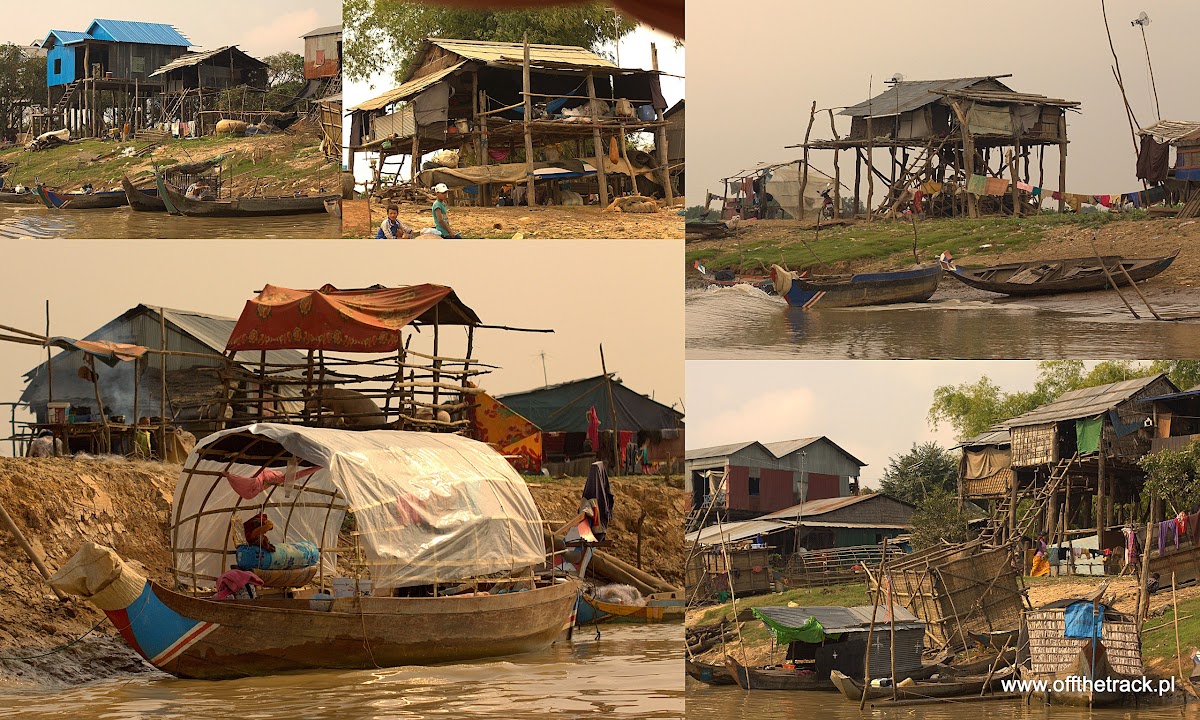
[85,19,190,47]
[42,30,91,48]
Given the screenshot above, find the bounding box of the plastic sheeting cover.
[173,424,547,589]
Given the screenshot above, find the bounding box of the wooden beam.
[522,35,537,206]
[799,101,816,220]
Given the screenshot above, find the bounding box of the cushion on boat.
[235,540,320,571]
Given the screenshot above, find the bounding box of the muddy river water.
[0,625,682,720]
[687,285,1200,359]
[0,205,341,240]
[688,679,1198,720]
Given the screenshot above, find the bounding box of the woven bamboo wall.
[1011,423,1057,467]
[1148,540,1200,586]
[1025,609,1142,676]
[964,468,1013,498]
[888,541,1025,650]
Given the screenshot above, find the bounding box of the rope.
[0,616,109,661]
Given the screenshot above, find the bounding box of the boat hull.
[104,578,581,680]
[121,176,165,212]
[726,657,836,691]
[686,658,737,685]
[948,253,1178,296]
[1020,647,1127,707]
[158,174,338,217]
[777,266,941,309]
[829,668,1010,701]
[576,593,685,624]
[37,185,128,209]
[0,191,37,204]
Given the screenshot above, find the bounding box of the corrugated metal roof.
[841,77,1004,117]
[759,494,910,521]
[349,62,466,112]
[686,518,796,545]
[153,306,306,371]
[86,19,191,47]
[149,46,265,77]
[936,89,1079,108]
[303,25,342,38]
[426,37,616,69]
[958,427,1012,448]
[762,437,821,456]
[43,30,91,47]
[755,605,921,634]
[685,440,759,461]
[1139,120,1200,143]
[1002,375,1171,428]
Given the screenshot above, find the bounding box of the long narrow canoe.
[771,264,942,309]
[50,544,581,681]
[829,667,1014,702]
[576,592,685,625]
[1020,645,1128,707]
[36,184,128,210]
[158,173,338,217]
[0,189,38,204]
[945,252,1178,296]
[726,656,837,690]
[121,175,166,212]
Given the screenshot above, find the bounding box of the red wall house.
[726,465,796,514]
[806,472,841,500]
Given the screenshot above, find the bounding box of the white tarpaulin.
[758,164,835,219]
[173,424,547,590]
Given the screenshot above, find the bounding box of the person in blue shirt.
[431,183,461,238]
[376,204,413,239]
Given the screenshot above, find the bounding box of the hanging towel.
[1136,134,1171,184]
[967,174,987,195]
[1016,181,1033,192]
[1032,187,1042,197]
[985,177,1010,195]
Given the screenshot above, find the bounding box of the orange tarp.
[469,389,543,474]
[46,337,148,365]
[226,284,472,352]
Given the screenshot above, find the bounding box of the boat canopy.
[171,423,547,590]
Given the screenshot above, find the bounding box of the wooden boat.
[1020,644,1126,707]
[829,666,1014,702]
[726,656,837,690]
[576,592,685,624]
[49,425,583,680]
[686,658,737,685]
[770,264,941,309]
[945,252,1178,296]
[50,544,580,680]
[35,184,128,209]
[121,175,166,212]
[157,173,338,217]
[0,189,38,204]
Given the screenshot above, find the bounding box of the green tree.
[343,0,637,82]
[1139,441,1200,515]
[879,442,959,505]
[928,361,1160,440]
[0,44,47,140]
[262,52,306,111]
[1148,360,1200,391]
[909,488,973,551]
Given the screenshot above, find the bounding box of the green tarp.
[1076,415,1103,454]
[752,607,827,645]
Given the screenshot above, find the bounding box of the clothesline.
[962,173,1170,210]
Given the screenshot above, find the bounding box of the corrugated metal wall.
[129,313,224,372]
[304,34,340,79]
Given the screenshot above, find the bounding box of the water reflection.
[686,286,1200,359]
[0,206,341,240]
[0,626,683,720]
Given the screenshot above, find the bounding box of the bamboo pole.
[586,71,609,207]
[522,35,536,206]
[650,43,674,206]
[159,308,167,456]
[828,110,841,218]
[888,568,897,702]
[599,344,620,470]
[860,536,887,710]
[1138,517,1153,621]
[798,101,816,220]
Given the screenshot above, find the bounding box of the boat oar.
[1114,261,1163,320]
[0,500,67,601]
[1089,234,1140,319]
[980,634,1013,696]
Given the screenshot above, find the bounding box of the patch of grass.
[692,582,872,628]
[1141,594,1200,670]
[687,213,1157,273]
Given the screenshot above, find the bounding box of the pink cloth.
[586,406,600,452]
[213,569,264,599]
[222,466,321,499]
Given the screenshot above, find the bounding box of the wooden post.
[472,71,487,206]
[854,150,862,217]
[1010,142,1021,218]
[411,134,420,184]
[860,536,888,710]
[159,308,167,457]
[586,71,609,207]
[948,101,978,218]
[522,35,537,206]
[1097,451,1106,542]
[866,115,875,223]
[651,43,674,206]
[1008,466,1019,543]
[1138,517,1153,620]
[1058,112,1068,213]
[599,344,620,470]
[828,110,841,218]
[887,568,897,701]
[799,101,816,220]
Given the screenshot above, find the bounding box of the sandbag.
[215,119,249,136]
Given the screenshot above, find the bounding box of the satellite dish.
[1133,11,1151,26]
[890,73,906,83]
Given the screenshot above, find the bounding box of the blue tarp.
[1063,600,1105,639]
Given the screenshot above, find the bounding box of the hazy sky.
[343,24,684,181]
[688,0,1198,200]
[687,360,1047,487]
[0,239,683,454]
[6,1,340,59]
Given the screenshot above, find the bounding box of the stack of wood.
[687,618,736,656]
